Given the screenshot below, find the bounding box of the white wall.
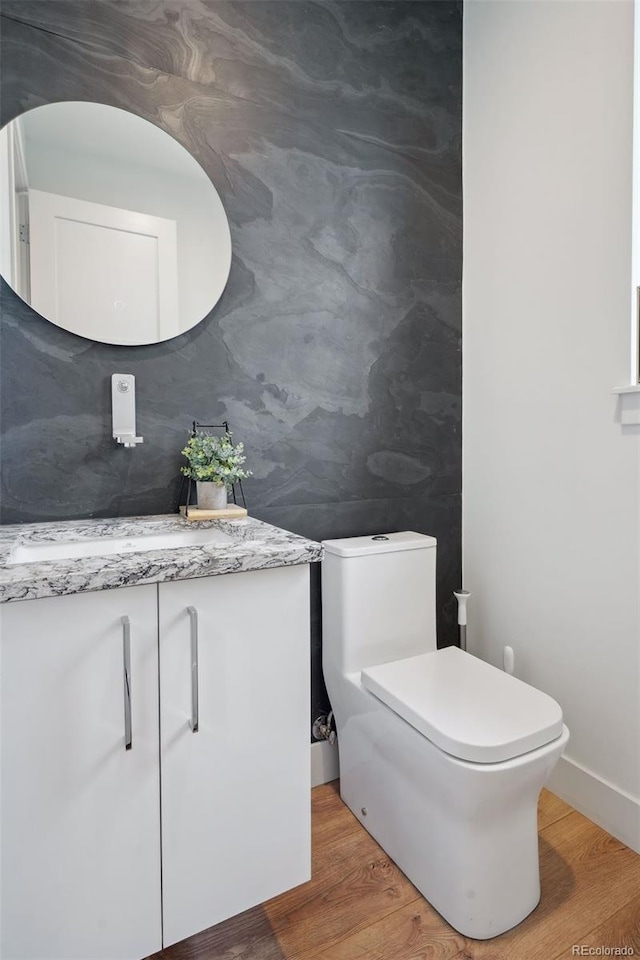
[463,0,640,852]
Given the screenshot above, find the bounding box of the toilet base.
[335,677,569,940]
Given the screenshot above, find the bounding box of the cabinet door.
[159,565,311,947]
[0,585,162,960]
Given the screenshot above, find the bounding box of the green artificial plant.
[180,431,251,488]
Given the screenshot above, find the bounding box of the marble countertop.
[0,514,323,604]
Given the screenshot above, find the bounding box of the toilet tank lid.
[322,531,437,558]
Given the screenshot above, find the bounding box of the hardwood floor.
[148,781,640,960]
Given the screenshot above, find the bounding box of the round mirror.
[0,102,232,345]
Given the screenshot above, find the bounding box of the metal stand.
[177,420,248,513]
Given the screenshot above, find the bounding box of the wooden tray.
[180,504,248,521]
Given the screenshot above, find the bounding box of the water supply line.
[312,711,337,745]
[453,589,471,651]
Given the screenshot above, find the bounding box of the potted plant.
[180,431,251,510]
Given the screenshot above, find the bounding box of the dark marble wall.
[0,0,462,729]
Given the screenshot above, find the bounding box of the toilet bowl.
[321,532,569,940]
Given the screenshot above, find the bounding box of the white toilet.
[321,531,569,940]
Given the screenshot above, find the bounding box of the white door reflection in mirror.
[0,102,232,346]
[29,190,178,345]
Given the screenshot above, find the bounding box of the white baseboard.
[548,753,640,854]
[311,740,340,787]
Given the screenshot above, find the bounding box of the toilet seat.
[361,646,564,763]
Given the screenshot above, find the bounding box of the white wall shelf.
[612,384,640,424]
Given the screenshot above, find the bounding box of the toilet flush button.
[372,536,389,541]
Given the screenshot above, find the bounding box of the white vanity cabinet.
[0,584,162,960]
[159,565,311,947]
[0,563,311,960]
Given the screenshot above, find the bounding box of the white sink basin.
[8,528,233,565]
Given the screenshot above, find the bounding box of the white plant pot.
[196,481,227,511]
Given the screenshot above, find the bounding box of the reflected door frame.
[28,188,178,344]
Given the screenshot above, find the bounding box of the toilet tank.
[322,532,437,676]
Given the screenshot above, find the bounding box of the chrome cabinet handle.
[122,616,132,750]
[187,606,199,733]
